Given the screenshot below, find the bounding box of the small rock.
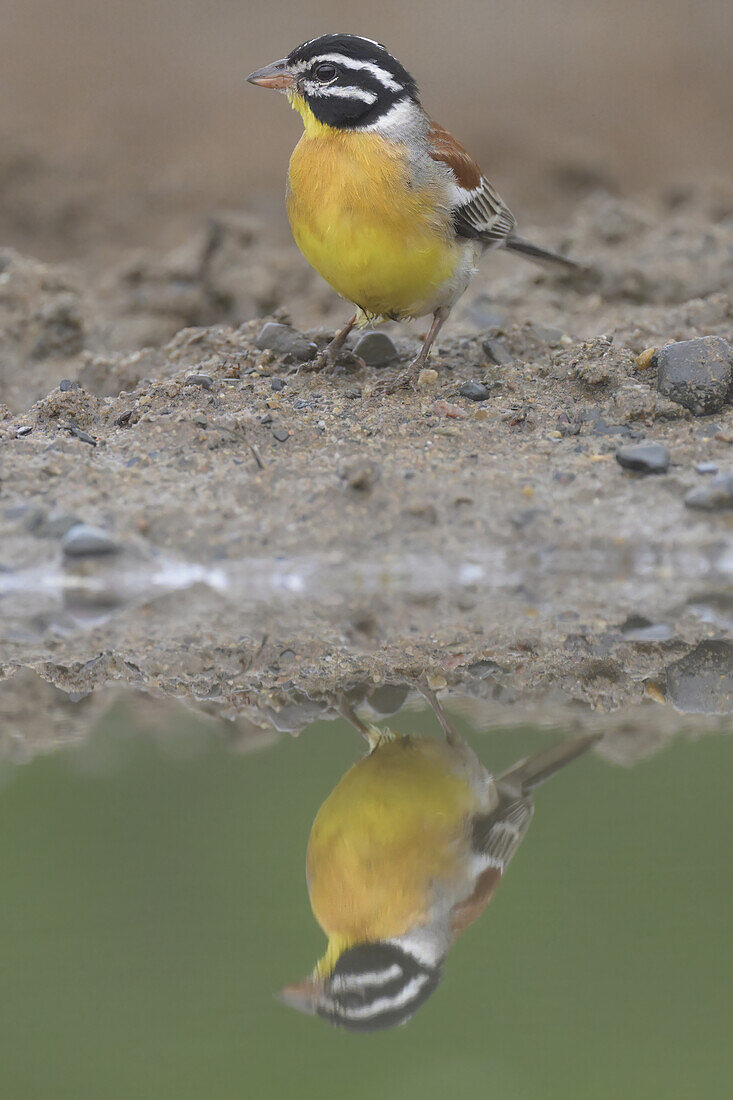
[270,377,286,392]
[186,374,213,390]
[695,462,718,475]
[342,459,380,492]
[353,331,399,367]
[635,347,656,370]
[431,399,467,419]
[615,441,670,474]
[417,368,438,388]
[62,524,121,557]
[272,427,290,442]
[255,322,317,362]
[366,683,410,716]
[59,378,80,391]
[656,336,733,416]
[620,615,675,642]
[684,470,733,511]
[459,381,493,402]
[481,337,512,365]
[666,641,733,714]
[15,425,33,438]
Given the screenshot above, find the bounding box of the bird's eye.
[314,62,337,83]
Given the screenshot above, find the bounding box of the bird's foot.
[291,347,365,376]
[371,358,425,395]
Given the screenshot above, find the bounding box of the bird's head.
[247,33,420,131]
[278,940,442,1032]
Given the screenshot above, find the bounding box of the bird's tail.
[498,733,601,795]
[505,234,584,273]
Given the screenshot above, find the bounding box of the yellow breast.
[286,98,460,320]
[306,736,478,975]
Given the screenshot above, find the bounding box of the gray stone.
[353,331,399,367]
[459,380,493,402]
[61,524,121,557]
[481,337,512,365]
[656,336,733,416]
[270,377,286,392]
[615,441,670,474]
[685,469,733,511]
[366,683,410,715]
[186,373,213,390]
[59,378,79,391]
[695,462,718,475]
[255,322,317,362]
[15,426,33,438]
[272,427,290,442]
[666,641,733,714]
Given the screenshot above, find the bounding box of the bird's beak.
[276,976,322,1016]
[246,58,295,91]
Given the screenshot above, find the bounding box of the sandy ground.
[0,178,731,760]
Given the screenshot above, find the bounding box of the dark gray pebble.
[684,469,733,511]
[15,426,33,438]
[615,441,670,474]
[695,462,718,475]
[186,374,213,390]
[656,336,733,416]
[272,427,290,442]
[459,380,493,402]
[271,377,286,392]
[666,640,733,714]
[481,337,512,365]
[62,524,121,557]
[353,331,399,367]
[255,322,317,362]
[59,378,79,391]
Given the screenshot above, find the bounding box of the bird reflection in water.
[279,685,599,1030]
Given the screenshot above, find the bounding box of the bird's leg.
[334,697,385,750]
[417,680,462,747]
[373,308,450,394]
[300,313,358,373]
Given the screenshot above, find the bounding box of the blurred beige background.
[2,0,731,259]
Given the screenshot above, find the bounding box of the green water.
[1,708,731,1099]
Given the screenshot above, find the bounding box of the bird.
[278,684,599,1030]
[247,33,582,391]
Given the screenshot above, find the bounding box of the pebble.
[186,374,213,390]
[61,524,121,557]
[272,427,290,442]
[353,331,399,367]
[365,683,410,716]
[59,378,80,391]
[666,641,733,714]
[656,336,733,416]
[481,337,512,365]
[459,381,493,402]
[635,347,656,370]
[615,441,670,474]
[695,462,718,475]
[684,469,733,511]
[431,399,467,419]
[15,425,33,438]
[270,377,286,392]
[417,368,438,388]
[620,615,675,642]
[528,323,564,347]
[255,322,317,362]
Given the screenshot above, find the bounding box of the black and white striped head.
[247,34,420,130]
[279,941,442,1032]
